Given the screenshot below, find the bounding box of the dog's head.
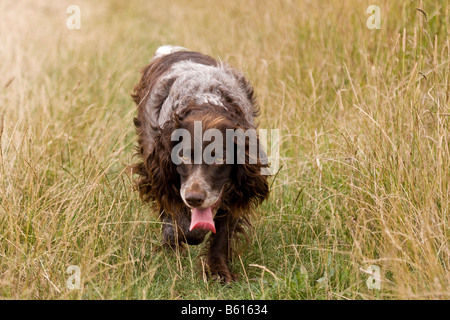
[144,103,269,232]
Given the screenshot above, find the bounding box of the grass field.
[0,0,449,299]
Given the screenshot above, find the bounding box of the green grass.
[0,0,449,299]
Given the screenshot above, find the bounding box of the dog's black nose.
[185,191,206,207]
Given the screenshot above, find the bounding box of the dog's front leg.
[206,216,236,283]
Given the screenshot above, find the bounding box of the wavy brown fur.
[131,49,269,282]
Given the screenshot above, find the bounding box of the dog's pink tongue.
[190,207,216,233]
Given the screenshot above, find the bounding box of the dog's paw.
[208,262,237,284]
[210,272,237,284]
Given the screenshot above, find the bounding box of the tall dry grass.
[0,0,448,299]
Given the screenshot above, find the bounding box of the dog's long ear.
[228,127,269,215]
[144,120,181,214]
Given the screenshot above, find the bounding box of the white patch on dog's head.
[153,45,188,60]
[146,60,254,127]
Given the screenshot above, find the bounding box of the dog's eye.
[214,156,225,165]
[180,154,191,164]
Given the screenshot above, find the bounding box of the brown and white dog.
[131,45,269,282]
